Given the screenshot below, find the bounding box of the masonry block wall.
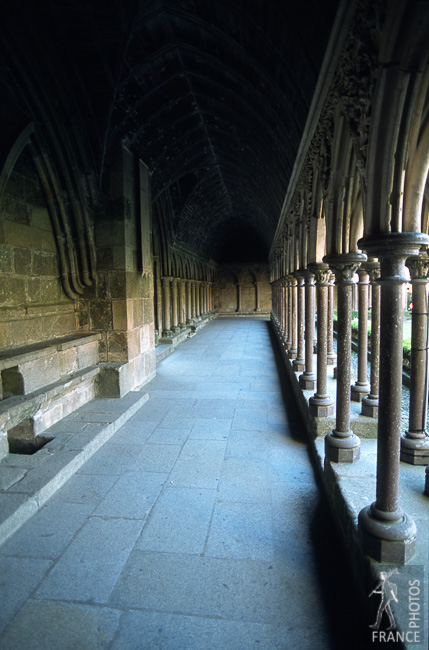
[88,146,156,397]
[0,150,79,349]
[214,265,271,315]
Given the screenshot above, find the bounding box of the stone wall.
[87,146,156,397]
[0,150,79,349]
[214,264,271,315]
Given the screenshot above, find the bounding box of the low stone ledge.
[0,391,149,546]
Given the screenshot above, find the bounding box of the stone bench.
[0,333,101,458]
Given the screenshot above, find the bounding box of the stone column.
[285,277,293,350]
[281,281,288,345]
[171,278,179,333]
[236,281,243,313]
[327,272,336,366]
[362,262,381,417]
[292,271,305,371]
[209,282,213,312]
[400,254,429,465]
[325,254,365,463]
[178,280,187,329]
[192,281,198,321]
[288,276,297,359]
[299,269,316,390]
[161,276,173,337]
[351,267,371,402]
[154,256,162,343]
[195,281,201,320]
[203,282,208,315]
[308,263,334,417]
[186,280,193,325]
[358,233,429,564]
[255,281,261,312]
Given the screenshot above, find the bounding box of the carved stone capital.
[406,254,429,282]
[307,262,330,285]
[323,253,366,285]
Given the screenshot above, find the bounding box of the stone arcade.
[1,0,429,646]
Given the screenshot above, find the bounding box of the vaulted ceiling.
[1,0,339,263]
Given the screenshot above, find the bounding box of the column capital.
[307,262,330,285]
[364,260,381,282]
[405,253,429,281]
[323,253,366,285]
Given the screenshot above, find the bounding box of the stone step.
[0,391,148,547]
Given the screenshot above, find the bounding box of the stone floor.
[0,318,385,649]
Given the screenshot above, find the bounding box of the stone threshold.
[0,391,148,547]
[272,320,428,648]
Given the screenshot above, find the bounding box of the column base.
[179,322,186,330]
[292,358,305,372]
[299,373,316,390]
[361,395,378,418]
[325,431,360,463]
[309,394,334,417]
[358,505,417,564]
[288,347,297,360]
[351,382,370,402]
[171,326,180,333]
[327,353,337,366]
[400,433,429,465]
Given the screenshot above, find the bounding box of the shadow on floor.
[265,320,308,444]
[266,320,404,649]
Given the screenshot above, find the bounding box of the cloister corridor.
[0,318,372,650]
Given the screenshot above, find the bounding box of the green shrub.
[403,338,412,356]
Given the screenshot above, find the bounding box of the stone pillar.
[203,282,209,316]
[327,272,336,366]
[308,263,334,417]
[358,233,429,564]
[209,282,213,312]
[292,271,305,371]
[195,281,201,320]
[178,280,187,329]
[325,255,365,463]
[186,280,193,325]
[236,281,243,313]
[299,269,316,390]
[400,254,429,465]
[284,277,292,349]
[161,276,173,337]
[255,281,261,312]
[351,267,371,402]
[288,275,298,359]
[281,281,288,345]
[170,278,179,333]
[192,281,197,321]
[362,262,381,417]
[154,256,162,343]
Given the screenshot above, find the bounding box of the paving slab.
[0,600,120,650]
[35,516,143,604]
[0,318,367,649]
[136,486,217,554]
